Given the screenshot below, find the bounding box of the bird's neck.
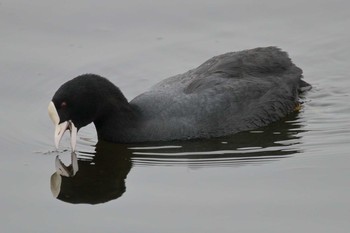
[93,101,141,143]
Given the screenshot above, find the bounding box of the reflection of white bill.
[51,152,79,198]
[55,152,79,177]
[50,173,61,198]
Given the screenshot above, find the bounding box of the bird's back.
[130,47,305,141]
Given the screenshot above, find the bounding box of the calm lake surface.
[1,0,350,232]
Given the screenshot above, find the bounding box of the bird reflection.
[50,111,306,204]
[51,143,132,204]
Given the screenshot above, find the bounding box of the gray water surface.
[1,0,350,232]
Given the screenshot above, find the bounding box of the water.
[1,0,350,232]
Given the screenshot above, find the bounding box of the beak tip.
[54,138,60,150]
[53,121,78,152]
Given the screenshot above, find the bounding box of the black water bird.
[48,47,311,151]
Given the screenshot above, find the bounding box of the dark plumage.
[49,47,310,148]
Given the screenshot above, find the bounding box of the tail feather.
[299,79,312,93]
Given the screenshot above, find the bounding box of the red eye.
[61,101,67,108]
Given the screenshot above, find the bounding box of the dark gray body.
[127,47,306,142]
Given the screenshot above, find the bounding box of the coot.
[48,47,311,151]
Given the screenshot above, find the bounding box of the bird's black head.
[48,74,127,151]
